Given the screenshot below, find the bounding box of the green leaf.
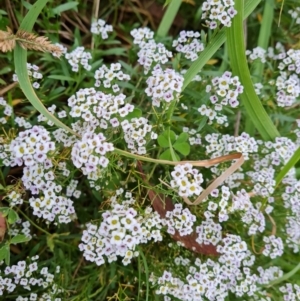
[176,132,189,143]
[48,75,76,82]
[0,207,10,217]
[7,209,19,224]
[10,234,30,244]
[0,245,10,265]
[197,116,208,132]
[51,1,79,15]
[125,108,142,120]
[14,0,78,137]
[157,134,169,148]
[173,142,190,156]
[226,0,280,141]
[159,149,179,161]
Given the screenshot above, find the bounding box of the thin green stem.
[18,210,51,236]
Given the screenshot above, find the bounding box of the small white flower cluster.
[28,194,76,224]
[14,116,32,129]
[170,163,204,197]
[172,31,204,61]
[246,46,267,63]
[91,19,113,39]
[130,27,154,46]
[275,48,300,106]
[182,127,201,145]
[131,28,172,74]
[121,117,157,155]
[257,266,283,285]
[279,283,300,301]
[68,87,134,129]
[231,190,266,235]
[248,137,296,197]
[145,65,184,107]
[207,185,231,222]
[65,46,92,72]
[196,219,222,246]
[0,256,62,298]
[94,62,130,88]
[79,191,163,266]
[71,131,114,180]
[276,72,300,107]
[262,235,284,259]
[161,203,196,236]
[7,191,24,207]
[281,180,300,253]
[217,234,255,270]
[201,0,237,29]
[0,97,13,124]
[205,132,258,160]
[198,71,243,126]
[8,219,32,240]
[288,7,300,24]
[8,126,76,224]
[9,125,55,167]
[13,63,43,89]
[152,236,256,301]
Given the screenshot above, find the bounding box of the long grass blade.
[275,146,300,187]
[14,0,78,137]
[227,0,280,141]
[157,0,182,38]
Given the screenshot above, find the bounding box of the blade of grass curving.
[182,0,261,90]
[157,0,182,38]
[275,146,300,188]
[252,0,274,83]
[246,0,274,136]
[14,0,79,137]
[266,261,300,287]
[227,0,280,141]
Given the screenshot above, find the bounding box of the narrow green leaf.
[51,1,79,15]
[182,0,261,90]
[157,0,182,38]
[173,142,190,156]
[14,0,78,137]
[10,234,31,244]
[266,262,300,287]
[48,75,76,82]
[227,0,279,141]
[275,147,300,187]
[252,0,274,83]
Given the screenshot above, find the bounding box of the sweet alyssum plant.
[0,0,300,300]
